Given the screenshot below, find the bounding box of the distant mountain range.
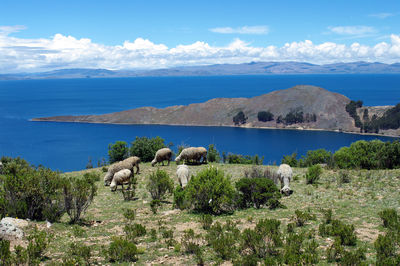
[2,61,400,80]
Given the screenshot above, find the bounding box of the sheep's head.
[103,173,112,186]
[110,182,117,191]
[151,159,156,167]
[175,156,181,162]
[281,186,293,196]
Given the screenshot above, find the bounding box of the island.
[32,85,400,137]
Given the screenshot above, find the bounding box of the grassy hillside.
[22,162,400,265]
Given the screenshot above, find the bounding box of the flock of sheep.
[102,146,293,195]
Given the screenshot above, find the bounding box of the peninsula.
[32,85,399,137]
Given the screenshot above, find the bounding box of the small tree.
[130,136,166,162]
[146,169,173,201]
[233,111,247,125]
[257,111,274,122]
[236,177,282,209]
[207,144,221,163]
[305,165,322,185]
[63,172,98,223]
[108,141,129,164]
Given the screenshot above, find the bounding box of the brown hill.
[32,85,394,135]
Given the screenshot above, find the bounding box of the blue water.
[0,75,399,172]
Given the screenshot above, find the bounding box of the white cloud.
[0,25,27,35]
[210,26,269,35]
[0,25,400,73]
[328,26,376,36]
[369,13,394,19]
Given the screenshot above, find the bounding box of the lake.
[0,74,399,172]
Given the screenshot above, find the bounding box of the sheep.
[124,156,141,174]
[175,147,207,164]
[151,148,172,167]
[110,169,132,191]
[196,147,207,163]
[177,164,190,188]
[103,156,140,186]
[277,164,293,196]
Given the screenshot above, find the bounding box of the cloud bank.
[1,26,400,73]
[210,26,269,35]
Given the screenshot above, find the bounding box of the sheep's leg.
[167,160,170,166]
[136,165,140,174]
[162,161,164,166]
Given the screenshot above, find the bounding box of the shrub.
[378,208,399,230]
[338,171,351,184]
[244,166,280,184]
[375,234,400,265]
[319,219,357,246]
[122,208,136,221]
[125,223,146,241]
[235,177,282,209]
[64,242,92,266]
[258,111,274,122]
[130,136,167,162]
[150,199,161,214]
[185,166,235,214]
[292,209,316,227]
[173,186,188,210]
[226,153,264,165]
[300,149,333,167]
[305,164,322,184]
[146,169,173,201]
[181,229,201,254]
[108,141,129,163]
[206,221,240,260]
[0,239,12,266]
[207,144,221,163]
[283,232,304,264]
[63,173,98,223]
[107,237,138,263]
[327,238,366,264]
[199,214,213,230]
[233,110,247,125]
[281,152,298,167]
[120,175,137,201]
[26,226,52,265]
[0,158,65,222]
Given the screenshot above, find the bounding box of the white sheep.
[177,164,190,188]
[151,148,172,167]
[277,164,293,196]
[110,169,132,191]
[175,147,207,164]
[103,156,140,186]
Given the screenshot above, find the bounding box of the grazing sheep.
[175,147,207,164]
[277,164,293,196]
[110,169,132,191]
[103,156,140,186]
[124,156,141,174]
[177,164,190,188]
[151,148,172,167]
[196,147,207,163]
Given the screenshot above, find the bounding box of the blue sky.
[1,0,399,72]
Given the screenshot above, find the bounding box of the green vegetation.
[226,152,263,165]
[146,169,173,201]
[345,100,363,128]
[233,110,247,125]
[276,109,317,125]
[257,110,274,122]
[108,140,129,163]
[364,103,400,133]
[130,136,167,162]
[305,164,322,184]
[207,144,221,162]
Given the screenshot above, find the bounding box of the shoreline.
[30,118,400,138]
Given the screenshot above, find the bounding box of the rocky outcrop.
[0,217,29,240]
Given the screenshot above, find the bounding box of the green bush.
[64,242,92,266]
[122,208,136,221]
[206,221,240,260]
[235,177,282,209]
[283,231,304,264]
[327,238,366,264]
[63,173,98,224]
[185,166,235,214]
[107,237,138,263]
[26,226,52,265]
[244,166,280,184]
[281,152,298,167]
[292,209,316,227]
[130,136,167,162]
[146,169,173,201]
[378,208,399,229]
[319,219,357,246]
[181,229,201,254]
[257,111,274,122]
[0,239,12,266]
[0,157,65,221]
[375,234,400,265]
[300,149,333,167]
[199,214,213,230]
[120,175,137,201]
[108,141,129,163]
[233,110,247,125]
[226,153,264,165]
[305,164,322,184]
[125,223,146,241]
[207,144,221,163]
[173,186,188,210]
